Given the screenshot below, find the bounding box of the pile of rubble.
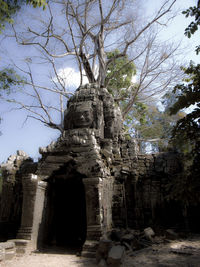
[95,227,188,266]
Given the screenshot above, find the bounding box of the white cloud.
[55,67,89,89]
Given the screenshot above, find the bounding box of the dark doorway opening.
[43,167,87,252]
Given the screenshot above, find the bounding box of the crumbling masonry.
[0,84,186,255]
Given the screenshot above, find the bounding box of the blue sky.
[0,0,199,163]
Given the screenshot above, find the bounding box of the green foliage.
[132,104,183,151]
[137,107,171,139]
[106,49,136,99]
[123,102,148,136]
[27,0,46,9]
[166,4,200,212]
[183,1,200,54]
[170,62,200,155]
[0,0,17,33]
[106,50,144,138]
[0,0,46,89]
[0,0,45,136]
[170,62,200,114]
[0,68,23,92]
[0,0,46,32]
[105,49,180,151]
[0,68,24,136]
[168,84,200,209]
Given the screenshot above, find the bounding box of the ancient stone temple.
[0,84,186,256]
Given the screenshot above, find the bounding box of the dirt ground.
[2,236,200,267]
[124,236,200,267]
[2,252,97,267]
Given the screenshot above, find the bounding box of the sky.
[0,0,199,163]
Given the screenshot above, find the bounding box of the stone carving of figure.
[73,109,93,128]
[64,102,94,129]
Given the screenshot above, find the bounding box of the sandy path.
[2,253,97,267]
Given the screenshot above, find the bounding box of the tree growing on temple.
[0,0,182,131]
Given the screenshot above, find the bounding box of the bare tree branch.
[2,0,182,132]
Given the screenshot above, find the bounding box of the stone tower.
[22,83,132,254]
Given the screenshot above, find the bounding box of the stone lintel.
[83,177,103,185]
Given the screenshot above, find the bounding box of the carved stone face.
[64,101,94,129]
[73,109,93,128]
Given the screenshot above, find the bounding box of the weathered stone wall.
[125,153,183,229]
[105,139,183,229]
[0,151,37,241]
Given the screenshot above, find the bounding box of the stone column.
[30,180,47,250]
[83,177,103,240]
[82,177,103,257]
[17,174,38,240]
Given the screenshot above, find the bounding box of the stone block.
[107,245,125,267]
[144,227,155,241]
[2,241,15,249]
[11,239,29,255]
[4,251,15,260]
[96,239,112,262]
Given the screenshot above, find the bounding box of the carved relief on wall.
[64,102,95,130]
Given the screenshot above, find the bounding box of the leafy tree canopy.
[170,62,200,114]
[170,62,200,155]
[106,49,136,99]
[170,1,200,156]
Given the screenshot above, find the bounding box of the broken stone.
[165,229,179,240]
[107,245,125,267]
[121,233,134,242]
[122,241,132,251]
[17,150,28,157]
[96,239,112,263]
[144,227,155,241]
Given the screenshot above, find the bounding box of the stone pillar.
[99,177,114,234]
[30,180,47,250]
[17,174,38,240]
[82,177,103,257]
[83,177,103,240]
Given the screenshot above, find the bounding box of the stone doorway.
[43,169,87,251]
